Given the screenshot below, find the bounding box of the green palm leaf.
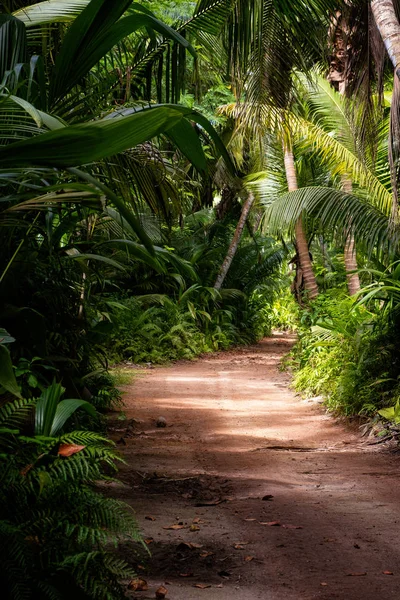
[267,186,395,258]
[13,0,90,26]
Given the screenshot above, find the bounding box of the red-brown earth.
[105,332,400,600]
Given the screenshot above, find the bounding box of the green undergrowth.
[289,292,400,417]
[103,290,278,365]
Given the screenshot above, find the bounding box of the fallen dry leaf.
[58,443,85,457]
[190,542,204,548]
[144,538,154,545]
[320,582,328,586]
[383,571,394,575]
[193,584,211,589]
[190,524,200,532]
[200,551,215,558]
[282,524,303,530]
[155,585,168,599]
[244,555,255,562]
[243,518,257,522]
[192,517,204,524]
[128,578,148,591]
[233,542,249,549]
[179,573,194,577]
[259,521,281,526]
[346,572,367,577]
[163,524,186,530]
[145,515,156,521]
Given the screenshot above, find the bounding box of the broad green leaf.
[0,106,183,168]
[0,344,21,398]
[111,104,235,174]
[167,119,207,172]
[378,407,400,424]
[35,381,64,436]
[0,328,15,344]
[50,399,96,436]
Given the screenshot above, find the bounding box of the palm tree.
[265,95,395,265]
[214,191,255,289]
[371,0,400,78]
[283,141,319,299]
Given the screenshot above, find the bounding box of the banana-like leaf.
[49,0,195,103]
[35,381,64,436]
[50,399,96,436]
[0,106,183,167]
[104,104,235,174]
[0,344,21,398]
[167,119,207,172]
[0,105,233,178]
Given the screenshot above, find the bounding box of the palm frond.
[267,185,396,259]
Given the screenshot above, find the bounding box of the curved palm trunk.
[341,177,361,295]
[371,0,400,79]
[283,147,318,300]
[214,192,255,290]
[344,235,360,295]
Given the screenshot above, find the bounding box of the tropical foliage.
[5,0,400,596]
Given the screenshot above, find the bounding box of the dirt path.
[108,333,400,600]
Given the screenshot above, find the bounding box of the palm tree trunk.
[214,192,255,290]
[327,12,361,296]
[341,177,361,295]
[371,0,400,79]
[283,147,319,300]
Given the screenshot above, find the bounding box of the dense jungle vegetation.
[3,0,400,597]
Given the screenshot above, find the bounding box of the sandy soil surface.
[106,333,400,600]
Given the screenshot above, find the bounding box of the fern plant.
[0,392,141,599]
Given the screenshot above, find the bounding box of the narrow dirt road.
[108,333,400,600]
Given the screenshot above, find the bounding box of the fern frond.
[0,398,35,428]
